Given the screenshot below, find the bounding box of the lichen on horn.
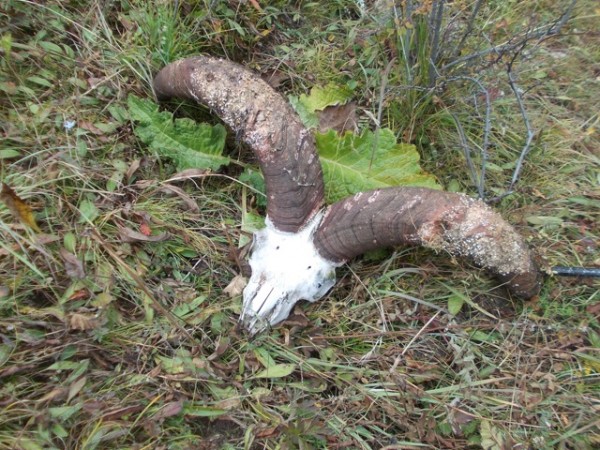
[153,56,541,335]
[313,187,541,299]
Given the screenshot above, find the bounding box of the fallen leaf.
[87,77,105,88]
[68,289,90,301]
[223,274,247,298]
[0,183,41,232]
[67,377,87,403]
[214,397,241,410]
[153,400,184,420]
[318,102,358,133]
[207,337,230,361]
[261,69,288,89]
[59,248,85,279]
[78,120,104,135]
[118,225,169,243]
[255,426,279,438]
[125,159,141,182]
[159,184,199,212]
[37,387,68,403]
[140,222,152,236]
[102,404,145,421]
[166,168,210,181]
[248,0,262,12]
[69,312,100,331]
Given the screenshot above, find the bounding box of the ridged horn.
[153,56,324,232]
[313,187,541,299]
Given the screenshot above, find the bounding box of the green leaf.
[78,199,99,223]
[27,76,53,88]
[316,128,440,202]
[239,168,266,207]
[63,232,76,252]
[289,83,353,128]
[127,95,228,171]
[253,363,296,379]
[182,403,227,417]
[172,295,207,318]
[0,149,21,159]
[254,347,276,368]
[49,404,82,420]
[448,294,464,316]
[301,83,354,112]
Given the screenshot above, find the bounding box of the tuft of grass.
[1,0,598,448]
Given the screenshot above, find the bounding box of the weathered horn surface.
[313,187,541,299]
[153,56,324,232]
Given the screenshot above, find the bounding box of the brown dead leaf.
[0,233,59,256]
[318,102,358,134]
[68,289,90,302]
[208,337,230,361]
[82,400,107,414]
[139,222,152,236]
[119,16,135,31]
[215,397,241,410]
[87,77,105,88]
[223,274,247,298]
[0,183,41,232]
[248,0,262,12]
[166,168,210,181]
[59,248,86,279]
[159,184,199,212]
[118,225,169,243]
[261,69,289,89]
[126,159,141,182]
[586,301,600,316]
[153,400,184,421]
[255,426,279,439]
[102,404,145,421]
[37,387,68,403]
[67,376,87,403]
[78,120,104,135]
[69,312,100,331]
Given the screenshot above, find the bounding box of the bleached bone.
[154,56,541,334]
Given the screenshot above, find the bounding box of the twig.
[506,51,535,192]
[450,111,479,195]
[428,0,445,84]
[441,0,576,74]
[450,0,484,60]
[370,57,396,170]
[447,76,492,199]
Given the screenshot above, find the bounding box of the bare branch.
[506,53,535,193]
[446,76,492,199]
[441,0,577,73]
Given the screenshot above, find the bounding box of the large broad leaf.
[289,83,354,129]
[316,128,440,203]
[127,95,229,171]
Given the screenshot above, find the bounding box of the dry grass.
[0,1,598,449]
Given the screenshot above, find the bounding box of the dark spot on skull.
[206,73,215,82]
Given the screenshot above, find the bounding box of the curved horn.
[153,56,324,232]
[313,187,541,299]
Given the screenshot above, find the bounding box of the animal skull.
[153,56,541,334]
